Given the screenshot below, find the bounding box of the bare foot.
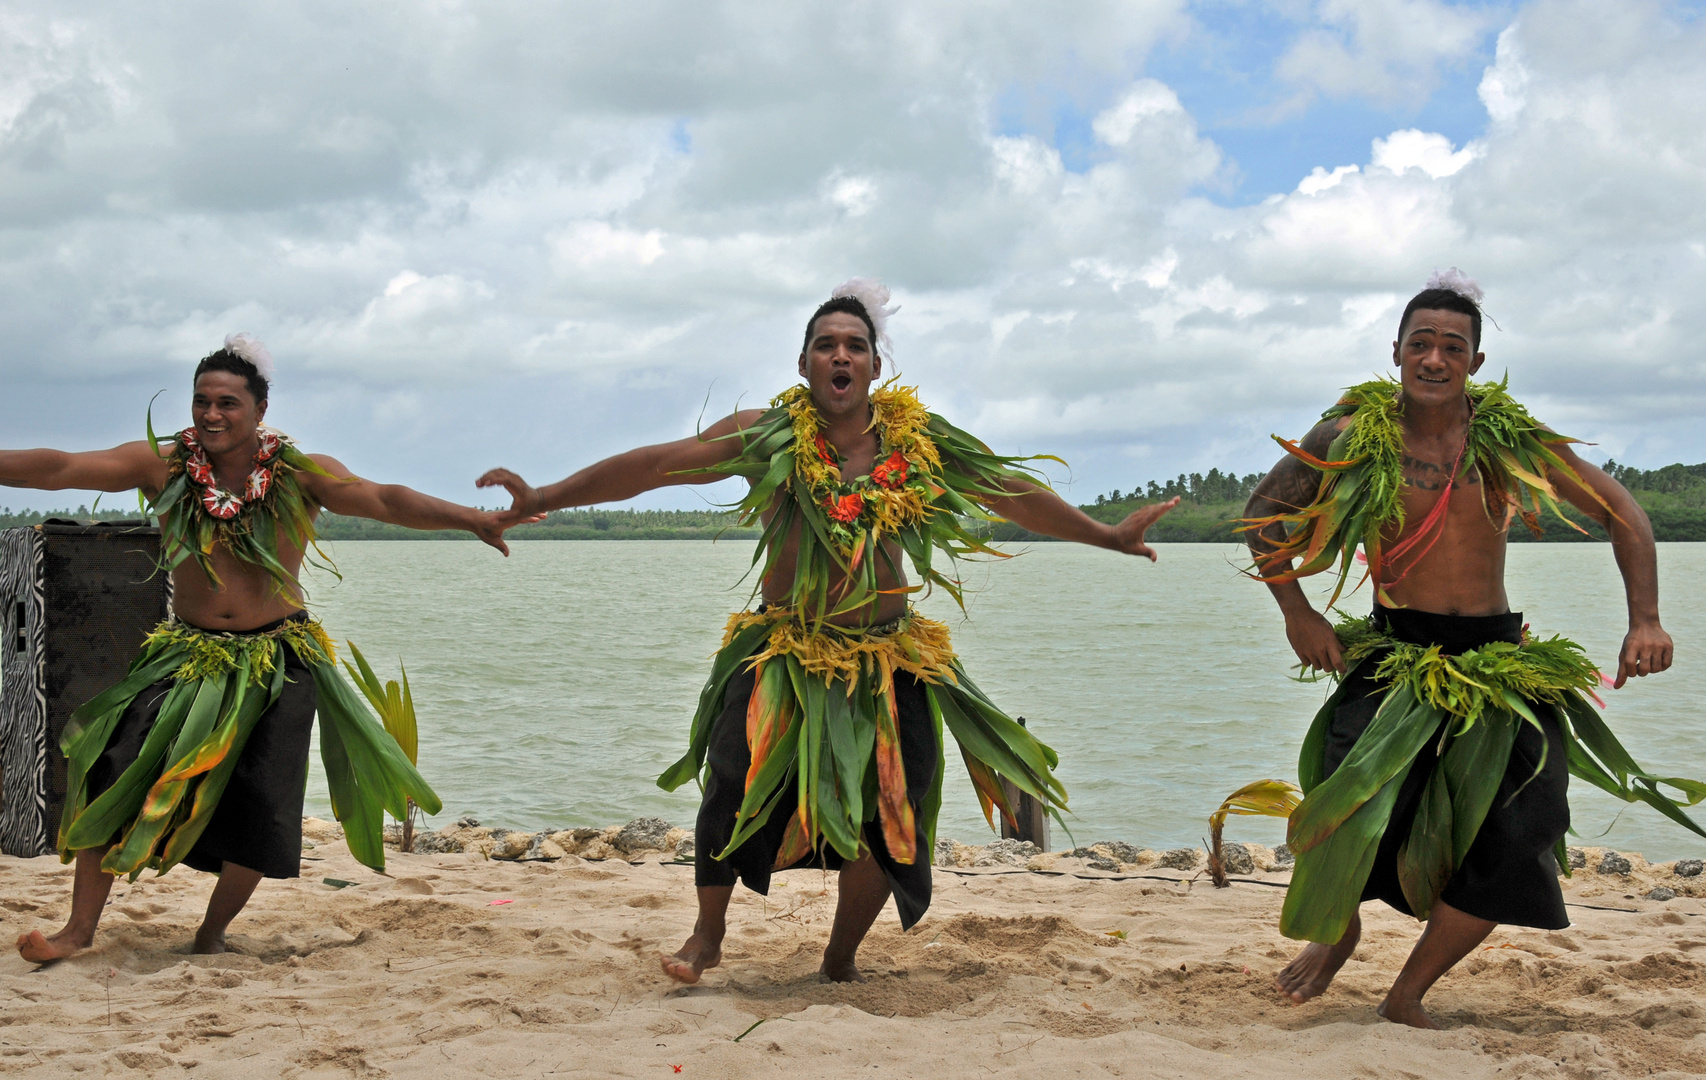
[1377,996,1441,1029]
[16,929,91,965]
[1275,914,1360,1004]
[661,933,721,984]
[192,927,228,955]
[818,956,866,983]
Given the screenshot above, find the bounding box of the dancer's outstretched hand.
[469,508,545,557]
[1614,621,1673,689]
[1110,497,1180,561]
[477,468,543,516]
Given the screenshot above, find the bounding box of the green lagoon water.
[302,541,1706,860]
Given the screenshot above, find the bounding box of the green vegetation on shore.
[989,469,1265,544]
[0,505,760,541]
[5,460,1703,541]
[315,508,760,541]
[988,460,1706,544]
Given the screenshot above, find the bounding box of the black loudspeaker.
[0,522,171,857]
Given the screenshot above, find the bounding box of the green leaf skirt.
[1282,612,1706,944]
[58,615,441,879]
[658,606,1068,870]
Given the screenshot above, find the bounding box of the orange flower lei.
[779,382,942,549]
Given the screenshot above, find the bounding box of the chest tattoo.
[1402,453,1480,492]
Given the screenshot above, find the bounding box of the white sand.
[5,832,1706,1079]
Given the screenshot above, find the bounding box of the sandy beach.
[3,822,1705,1079]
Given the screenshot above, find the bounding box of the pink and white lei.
[176,427,285,520]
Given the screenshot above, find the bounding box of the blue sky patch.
[996,1,1504,202]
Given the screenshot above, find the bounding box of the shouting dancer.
[5,335,518,962]
[1239,270,1702,1027]
[479,279,1177,983]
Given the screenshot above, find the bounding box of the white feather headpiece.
[1425,267,1484,306]
[828,277,898,357]
[222,332,275,384]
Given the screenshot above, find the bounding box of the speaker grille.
[0,524,170,856]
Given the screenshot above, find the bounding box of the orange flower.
[824,492,864,523]
[814,434,837,465]
[872,450,910,489]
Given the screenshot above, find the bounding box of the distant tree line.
[0,505,141,528]
[0,504,757,539]
[995,459,1706,544]
[312,507,759,541]
[1602,460,1706,494]
[1092,468,1264,508]
[5,460,1704,541]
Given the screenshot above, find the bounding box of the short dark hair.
[801,296,879,359]
[193,349,268,404]
[1397,288,1482,352]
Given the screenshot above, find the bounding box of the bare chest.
[1391,445,1505,541]
[827,431,883,481]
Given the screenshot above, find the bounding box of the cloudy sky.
[2,0,1703,513]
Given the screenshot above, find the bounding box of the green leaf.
[1287,686,1440,855]
[1281,767,1408,943]
[62,679,198,853]
[1296,668,1364,793]
[157,656,284,870]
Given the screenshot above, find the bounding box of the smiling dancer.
[1238,270,1703,1028]
[479,279,1178,983]
[4,334,520,962]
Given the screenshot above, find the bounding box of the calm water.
[300,541,1706,860]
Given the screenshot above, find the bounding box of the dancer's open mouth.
[1417,374,1449,384]
[831,373,852,391]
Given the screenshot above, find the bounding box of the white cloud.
[1477,26,1529,125]
[1140,248,1179,289]
[1091,80,1183,147]
[1276,0,1493,107]
[991,134,1064,195]
[826,174,878,217]
[551,222,667,268]
[0,15,129,165]
[1297,164,1359,195]
[0,0,1702,513]
[1370,130,1479,177]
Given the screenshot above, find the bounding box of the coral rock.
[973,839,1039,867]
[1156,848,1200,871]
[933,837,958,867]
[1598,851,1633,876]
[1219,842,1255,876]
[614,817,675,854]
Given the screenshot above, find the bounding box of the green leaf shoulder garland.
[57,425,441,878]
[1231,378,1706,943]
[657,382,1068,869]
[1242,376,1611,608]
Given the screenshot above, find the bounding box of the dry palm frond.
[1207,780,1301,888]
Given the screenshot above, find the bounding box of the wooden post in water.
[999,717,1050,851]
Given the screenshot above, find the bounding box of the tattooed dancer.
[1238,270,1699,1027]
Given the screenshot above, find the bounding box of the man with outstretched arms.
[479,280,1178,983]
[1238,270,1699,1028]
[5,335,522,962]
